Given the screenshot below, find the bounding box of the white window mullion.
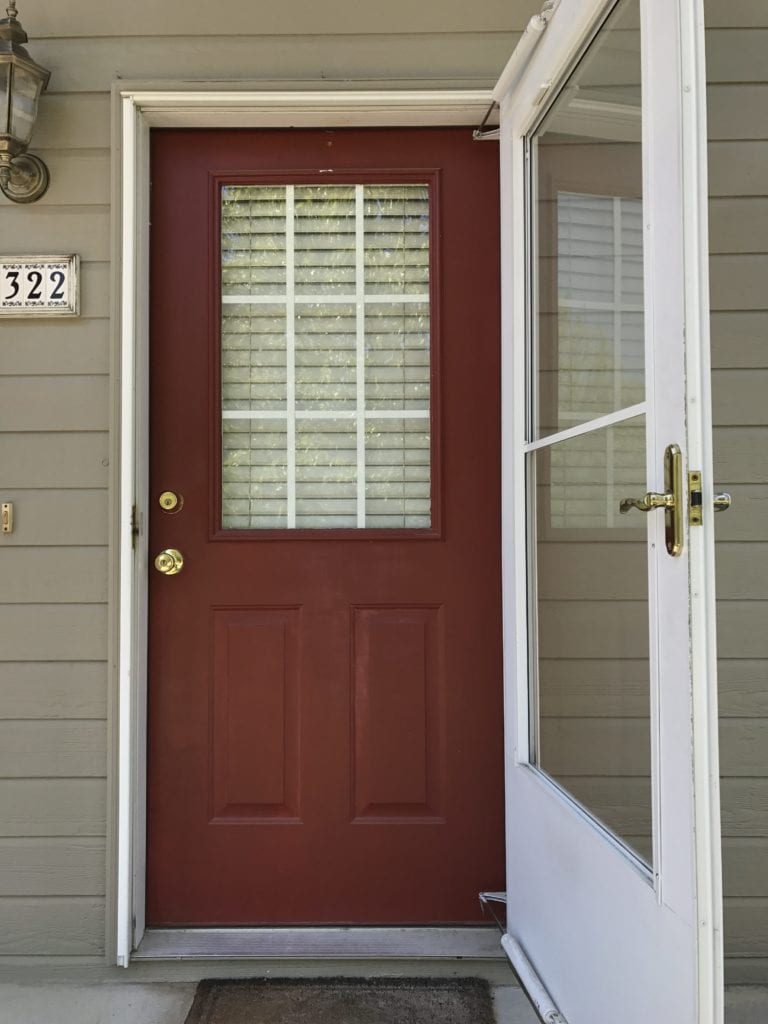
[286,185,296,528]
[355,184,366,528]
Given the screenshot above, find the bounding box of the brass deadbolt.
[159,490,183,513]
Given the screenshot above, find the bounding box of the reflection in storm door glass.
[220,184,431,530]
[529,0,653,865]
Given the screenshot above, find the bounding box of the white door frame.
[113,86,500,968]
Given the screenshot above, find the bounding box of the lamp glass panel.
[0,64,10,136]
[9,65,42,146]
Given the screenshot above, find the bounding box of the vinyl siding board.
[0,721,106,778]
[0,491,109,546]
[704,1,768,28]
[0,663,106,719]
[0,208,109,263]
[721,780,768,837]
[709,143,768,197]
[0,840,105,897]
[25,0,537,37]
[0,433,109,489]
[0,549,108,604]
[0,898,104,955]
[712,372,768,428]
[0,780,105,838]
[1,320,109,376]
[708,85,768,140]
[32,35,520,94]
[0,606,107,662]
[705,30,768,82]
[32,151,111,206]
[723,838,768,897]
[710,312,768,369]
[710,254,768,310]
[709,199,768,254]
[32,95,111,151]
[0,377,109,432]
[718,663,768,717]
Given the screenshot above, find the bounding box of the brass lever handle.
[154,548,184,575]
[714,492,732,512]
[618,444,683,556]
[619,492,675,515]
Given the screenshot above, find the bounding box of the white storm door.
[498,2,723,1023]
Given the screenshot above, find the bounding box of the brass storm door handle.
[154,548,184,575]
[619,443,683,557]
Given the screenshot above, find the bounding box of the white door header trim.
[118,88,494,128]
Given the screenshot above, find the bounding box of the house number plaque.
[0,255,79,316]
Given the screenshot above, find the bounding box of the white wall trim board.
[114,86,494,969]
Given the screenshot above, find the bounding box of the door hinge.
[131,504,141,548]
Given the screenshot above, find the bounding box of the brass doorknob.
[154,548,184,575]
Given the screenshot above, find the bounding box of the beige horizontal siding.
[0,664,106,719]
[0,606,107,662]
[0,434,108,489]
[1,321,109,376]
[708,85,768,139]
[714,428,768,483]
[711,254,768,310]
[0,208,109,263]
[0,722,106,778]
[33,151,110,206]
[0,378,108,432]
[705,1,768,28]
[33,35,520,93]
[0,549,107,604]
[709,142,768,196]
[0,898,105,955]
[33,96,110,151]
[0,492,108,547]
[709,199,768,254]
[0,840,105,897]
[0,780,105,838]
[25,0,533,37]
[705,30,768,81]
[710,313,768,368]
[724,838,768,896]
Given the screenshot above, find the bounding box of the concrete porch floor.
[0,983,765,1023]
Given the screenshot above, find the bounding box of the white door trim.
[114,86,495,968]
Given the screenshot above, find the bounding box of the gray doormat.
[183,978,495,1024]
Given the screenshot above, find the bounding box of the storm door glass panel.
[220,183,431,529]
[528,0,652,865]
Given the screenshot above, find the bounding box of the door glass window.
[220,183,431,530]
[527,0,652,866]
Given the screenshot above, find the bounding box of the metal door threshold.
[133,927,505,961]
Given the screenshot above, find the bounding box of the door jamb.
[113,86,496,968]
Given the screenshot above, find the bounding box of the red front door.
[147,127,503,925]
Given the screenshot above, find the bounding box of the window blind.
[220,184,431,530]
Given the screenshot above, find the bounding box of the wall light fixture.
[0,1,51,203]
